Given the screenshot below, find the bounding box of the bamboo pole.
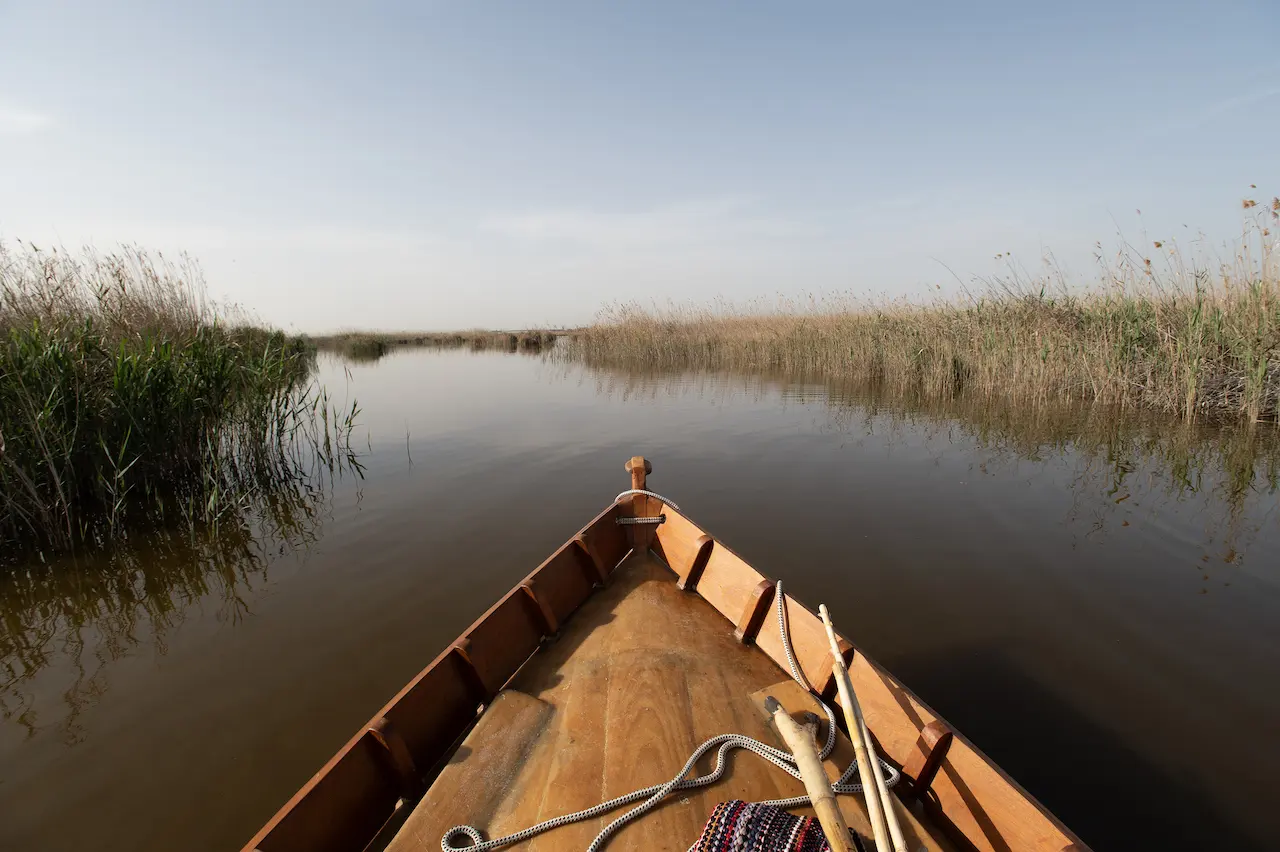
[765,695,854,852]
[819,604,906,852]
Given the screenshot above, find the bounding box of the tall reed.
[568,199,1280,421]
[0,241,358,556]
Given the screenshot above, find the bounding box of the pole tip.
[764,695,781,714]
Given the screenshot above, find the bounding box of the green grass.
[0,241,358,557]
[567,198,1280,421]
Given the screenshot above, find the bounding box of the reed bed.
[0,240,358,557]
[569,200,1280,421]
[339,334,389,361]
[313,329,561,359]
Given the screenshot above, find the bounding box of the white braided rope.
[775,580,816,693]
[441,578,899,852]
[613,489,680,510]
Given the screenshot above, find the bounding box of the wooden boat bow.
[243,456,1089,852]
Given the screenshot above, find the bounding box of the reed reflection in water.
[589,367,1280,571]
[0,448,358,744]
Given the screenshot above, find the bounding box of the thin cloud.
[1170,70,1280,134]
[5,221,450,255]
[1199,83,1280,122]
[482,197,809,248]
[0,106,53,134]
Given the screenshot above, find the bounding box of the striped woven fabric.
[691,801,861,852]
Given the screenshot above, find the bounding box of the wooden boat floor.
[386,553,950,852]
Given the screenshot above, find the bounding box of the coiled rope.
[441,572,899,852]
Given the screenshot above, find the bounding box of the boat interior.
[383,551,954,852]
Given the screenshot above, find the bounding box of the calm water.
[3,348,1279,851]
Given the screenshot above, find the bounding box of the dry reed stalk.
[567,201,1280,421]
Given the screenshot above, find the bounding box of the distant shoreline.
[311,329,576,359]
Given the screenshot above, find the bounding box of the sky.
[1,1,1277,332]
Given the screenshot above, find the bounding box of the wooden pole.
[765,695,854,852]
[819,605,907,852]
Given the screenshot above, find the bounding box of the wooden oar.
[765,695,853,852]
[819,604,906,852]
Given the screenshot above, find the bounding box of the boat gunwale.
[243,500,631,852]
[648,504,1088,852]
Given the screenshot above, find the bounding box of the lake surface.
[2,347,1279,851]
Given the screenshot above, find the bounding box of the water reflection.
[582,368,1280,573]
[0,457,355,742]
[6,358,1278,739]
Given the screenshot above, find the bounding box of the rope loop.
[613,489,680,510]
[442,826,483,850]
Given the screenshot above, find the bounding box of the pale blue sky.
[2,1,1276,332]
